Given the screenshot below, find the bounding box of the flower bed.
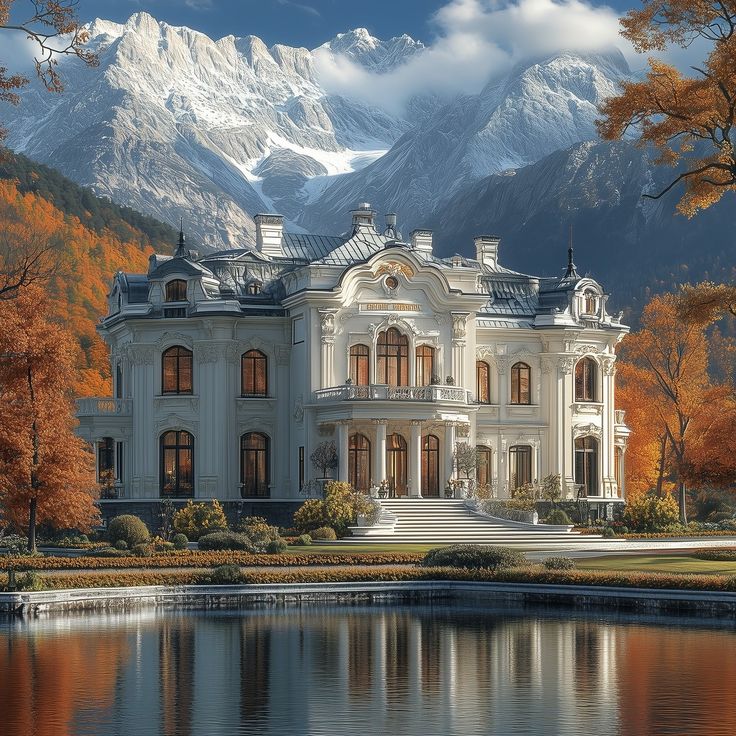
[2,551,424,571]
[5,565,736,592]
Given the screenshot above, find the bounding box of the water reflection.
[1,605,735,736]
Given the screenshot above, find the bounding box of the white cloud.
[3,30,39,77]
[314,0,633,115]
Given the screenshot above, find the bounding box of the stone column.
[373,419,387,486]
[451,313,468,385]
[337,420,349,482]
[319,310,337,389]
[445,422,456,487]
[409,420,422,498]
[558,356,575,496]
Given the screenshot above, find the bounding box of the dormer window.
[581,289,599,316]
[165,279,187,302]
[247,281,262,296]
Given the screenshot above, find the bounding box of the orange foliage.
[0,286,99,539]
[598,1,736,216]
[0,179,152,395]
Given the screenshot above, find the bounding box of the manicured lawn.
[576,554,736,576]
[291,543,443,554]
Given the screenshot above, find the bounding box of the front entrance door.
[386,433,407,497]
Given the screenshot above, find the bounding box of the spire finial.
[564,224,579,279]
[175,217,186,258]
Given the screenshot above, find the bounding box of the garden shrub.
[421,544,526,570]
[266,539,288,554]
[209,564,243,585]
[237,517,282,549]
[623,494,680,532]
[310,526,337,541]
[708,511,734,523]
[172,533,189,550]
[198,531,255,551]
[602,526,616,538]
[107,515,150,548]
[132,543,154,557]
[544,556,576,570]
[87,547,128,558]
[544,509,572,526]
[296,534,312,546]
[114,539,128,551]
[293,499,326,533]
[294,482,382,537]
[173,500,228,540]
[694,489,734,521]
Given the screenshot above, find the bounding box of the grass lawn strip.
[576,553,736,576]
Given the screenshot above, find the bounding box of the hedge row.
[691,549,736,562]
[3,551,424,571]
[6,565,736,592]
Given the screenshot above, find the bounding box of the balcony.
[76,398,132,417]
[314,384,471,404]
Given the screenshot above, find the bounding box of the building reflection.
[2,607,736,734]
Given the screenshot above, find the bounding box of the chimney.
[254,214,284,257]
[410,229,433,253]
[350,202,376,233]
[474,235,500,269]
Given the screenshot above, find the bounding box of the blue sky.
[74,0,636,48]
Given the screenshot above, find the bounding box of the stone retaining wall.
[3,581,736,618]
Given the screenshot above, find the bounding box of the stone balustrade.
[313,384,471,404]
[76,398,133,416]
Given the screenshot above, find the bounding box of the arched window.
[575,436,599,496]
[476,446,492,490]
[415,345,435,387]
[582,289,598,315]
[162,346,193,394]
[165,279,187,302]
[241,350,268,396]
[575,357,597,402]
[349,344,370,386]
[510,362,531,405]
[377,328,409,386]
[476,361,491,404]
[348,434,371,491]
[509,445,532,491]
[422,434,440,497]
[247,280,262,295]
[241,432,270,498]
[386,433,407,496]
[160,430,194,498]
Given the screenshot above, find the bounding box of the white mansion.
[77,204,630,522]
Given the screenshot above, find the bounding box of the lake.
[1,603,735,735]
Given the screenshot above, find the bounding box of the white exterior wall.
[78,233,629,509]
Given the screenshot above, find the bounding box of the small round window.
[385,276,399,289]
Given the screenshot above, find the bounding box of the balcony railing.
[76,398,132,417]
[314,384,471,404]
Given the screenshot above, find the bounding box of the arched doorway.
[422,434,440,497]
[575,436,599,496]
[386,433,407,497]
[348,433,371,492]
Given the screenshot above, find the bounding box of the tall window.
[386,433,407,496]
[476,361,491,403]
[575,357,597,402]
[97,437,114,485]
[349,344,370,385]
[115,363,123,400]
[377,328,409,386]
[575,436,599,496]
[162,346,193,394]
[241,350,268,396]
[422,435,440,497]
[510,362,531,405]
[299,447,305,491]
[160,430,194,498]
[509,445,532,490]
[241,432,270,497]
[165,279,187,302]
[582,290,598,315]
[476,446,492,489]
[348,434,371,492]
[415,345,435,387]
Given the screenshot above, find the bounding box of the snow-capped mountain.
[3,12,631,250]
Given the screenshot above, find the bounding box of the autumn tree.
[597,1,736,215]
[618,292,712,522]
[0,285,98,551]
[0,0,97,140]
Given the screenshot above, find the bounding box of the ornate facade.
[77,204,630,517]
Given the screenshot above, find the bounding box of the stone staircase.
[346,499,607,546]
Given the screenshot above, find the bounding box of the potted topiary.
[311,441,338,493]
